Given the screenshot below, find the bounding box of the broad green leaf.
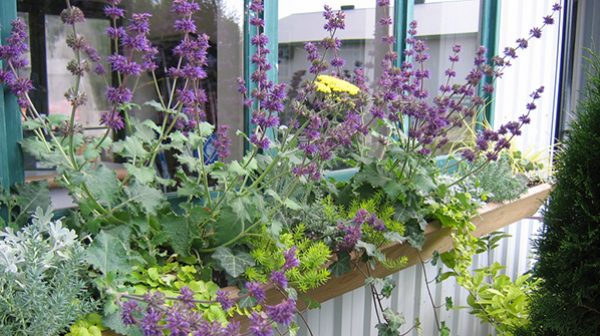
[124,164,156,185]
[83,165,120,206]
[214,205,245,246]
[85,226,133,275]
[198,122,214,138]
[283,198,302,210]
[161,213,193,257]
[228,161,247,176]
[212,247,255,278]
[125,183,165,215]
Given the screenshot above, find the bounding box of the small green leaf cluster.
[124,262,227,323]
[66,313,105,336]
[246,225,332,292]
[0,208,94,336]
[463,263,540,335]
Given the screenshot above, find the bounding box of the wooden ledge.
[266,183,553,309]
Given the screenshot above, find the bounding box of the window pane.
[45,15,110,134]
[413,0,481,153]
[278,1,393,123]
[117,0,245,160]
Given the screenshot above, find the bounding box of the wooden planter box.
[103,183,551,334]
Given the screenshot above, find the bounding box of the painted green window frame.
[0,0,23,190]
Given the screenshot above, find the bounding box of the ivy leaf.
[212,247,255,278]
[356,240,385,262]
[85,226,134,275]
[329,251,351,277]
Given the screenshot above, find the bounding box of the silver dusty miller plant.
[0,208,94,336]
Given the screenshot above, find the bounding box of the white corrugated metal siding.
[297,0,562,334]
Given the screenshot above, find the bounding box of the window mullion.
[395,0,414,135]
[479,0,501,127]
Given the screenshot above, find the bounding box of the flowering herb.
[0,0,561,335]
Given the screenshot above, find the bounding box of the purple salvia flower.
[245,281,266,304]
[249,312,273,336]
[106,86,132,105]
[178,286,195,309]
[270,270,288,289]
[215,125,231,159]
[100,110,125,131]
[60,7,85,24]
[104,6,125,19]
[141,307,164,336]
[265,299,296,326]
[283,246,299,270]
[530,27,542,38]
[174,18,197,33]
[172,0,201,15]
[165,310,191,336]
[121,300,139,325]
[216,290,235,310]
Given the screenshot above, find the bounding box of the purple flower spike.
[249,312,273,336]
[245,281,266,304]
[216,290,235,310]
[283,246,300,270]
[100,110,125,131]
[215,125,231,159]
[266,299,296,326]
[270,270,288,289]
[121,300,139,326]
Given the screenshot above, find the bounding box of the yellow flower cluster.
[315,74,360,95]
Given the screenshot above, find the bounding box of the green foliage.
[527,54,600,336]
[124,262,228,323]
[65,313,105,336]
[461,155,529,202]
[247,225,332,292]
[438,231,539,336]
[0,209,94,335]
[0,182,51,229]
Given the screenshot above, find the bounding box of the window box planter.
[100,183,550,335]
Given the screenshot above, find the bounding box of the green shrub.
[526,55,600,335]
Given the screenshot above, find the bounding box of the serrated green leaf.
[83,165,120,206]
[283,198,302,210]
[213,247,255,278]
[125,182,165,215]
[124,164,156,185]
[161,213,194,257]
[85,226,133,275]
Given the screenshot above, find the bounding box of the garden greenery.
[0,0,561,335]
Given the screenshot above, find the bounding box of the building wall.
[296,0,562,335]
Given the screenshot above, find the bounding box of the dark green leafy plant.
[525,53,600,336]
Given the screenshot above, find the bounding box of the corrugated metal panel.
[296,0,561,334]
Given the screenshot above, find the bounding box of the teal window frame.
[0,0,23,190]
